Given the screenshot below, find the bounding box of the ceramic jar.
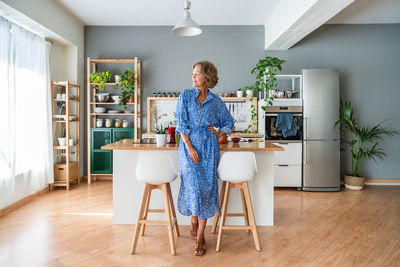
[96,118,103,128]
[122,119,129,128]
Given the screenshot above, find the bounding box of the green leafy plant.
[60,124,66,138]
[116,67,136,108]
[334,100,398,177]
[154,124,167,134]
[243,99,258,134]
[251,56,286,108]
[237,88,242,91]
[90,71,111,91]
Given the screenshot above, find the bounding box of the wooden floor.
[0,181,399,267]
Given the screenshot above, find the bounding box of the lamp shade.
[171,1,202,37]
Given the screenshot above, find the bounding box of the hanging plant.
[90,71,111,91]
[251,56,286,108]
[243,100,258,134]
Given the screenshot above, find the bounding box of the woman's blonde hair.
[193,61,219,88]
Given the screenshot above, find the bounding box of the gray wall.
[84,24,400,179]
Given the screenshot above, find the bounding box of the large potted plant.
[116,67,136,109]
[251,56,286,108]
[334,100,398,190]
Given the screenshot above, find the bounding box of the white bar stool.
[130,152,180,255]
[214,151,261,252]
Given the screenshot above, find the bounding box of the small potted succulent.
[154,124,168,146]
[90,71,111,91]
[58,124,67,146]
[236,88,244,97]
[116,67,136,109]
[245,85,255,98]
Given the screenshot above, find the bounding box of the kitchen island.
[102,140,283,226]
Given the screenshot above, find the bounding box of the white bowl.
[95,107,107,113]
[111,95,120,103]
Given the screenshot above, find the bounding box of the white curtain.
[0,17,53,209]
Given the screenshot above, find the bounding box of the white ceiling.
[55,0,400,26]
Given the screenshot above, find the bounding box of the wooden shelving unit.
[50,81,80,190]
[87,57,141,183]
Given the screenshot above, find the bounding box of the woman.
[176,61,234,256]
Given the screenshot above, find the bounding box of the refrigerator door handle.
[303,142,307,165]
[304,117,308,140]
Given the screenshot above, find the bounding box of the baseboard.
[364,178,400,186]
[0,187,50,217]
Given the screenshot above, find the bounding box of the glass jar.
[122,119,129,128]
[96,118,103,128]
[105,118,112,128]
[114,119,121,128]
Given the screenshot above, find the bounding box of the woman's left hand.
[208,125,222,137]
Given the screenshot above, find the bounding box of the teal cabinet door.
[112,128,134,142]
[91,128,113,174]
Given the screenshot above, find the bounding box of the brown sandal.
[194,239,206,256]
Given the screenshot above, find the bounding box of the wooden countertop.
[101,139,284,151]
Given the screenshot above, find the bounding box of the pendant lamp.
[171,0,202,36]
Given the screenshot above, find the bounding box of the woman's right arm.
[176,91,199,164]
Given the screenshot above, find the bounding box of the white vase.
[246,90,254,97]
[69,139,74,146]
[236,91,244,97]
[58,137,66,146]
[155,134,167,146]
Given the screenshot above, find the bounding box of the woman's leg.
[190,216,198,239]
[194,218,207,255]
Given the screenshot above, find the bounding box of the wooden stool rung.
[148,209,165,213]
[222,225,253,230]
[226,213,246,217]
[138,219,169,224]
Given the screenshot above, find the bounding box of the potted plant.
[116,67,136,109]
[334,100,398,190]
[154,124,168,146]
[58,124,66,146]
[90,71,111,91]
[251,56,286,108]
[236,88,244,97]
[245,85,255,98]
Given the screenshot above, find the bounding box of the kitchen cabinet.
[272,142,302,188]
[50,81,81,190]
[87,57,141,182]
[90,128,133,174]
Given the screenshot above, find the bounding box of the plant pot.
[236,91,244,97]
[155,134,167,146]
[246,90,253,98]
[69,139,73,146]
[115,75,120,83]
[344,175,365,190]
[128,96,134,103]
[58,137,66,146]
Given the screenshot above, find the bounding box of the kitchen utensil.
[111,95,120,103]
[95,107,107,113]
[96,93,110,102]
[107,110,121,114]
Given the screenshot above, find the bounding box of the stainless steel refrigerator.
[302,69,340,191]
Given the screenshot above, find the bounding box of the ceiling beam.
[264,0,355,50]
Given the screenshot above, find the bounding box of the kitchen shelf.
[50,81,81,190]
[90,102,135,105]
[87,57,141,183]
[90,113,135,116]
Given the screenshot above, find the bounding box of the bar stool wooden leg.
[140,186,152,236]
[240,187,250,233]
[216,181,231,252]
[162,184,176,255]
[166,183,180,237]
[243,182,261,251]
[131,184,150,254]
[211,181,226,234]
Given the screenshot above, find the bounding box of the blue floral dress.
[176,88,234,220]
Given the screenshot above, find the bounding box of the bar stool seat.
[130,152,180,255]
[213,151,261,252]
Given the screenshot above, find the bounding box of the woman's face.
[192,65,207,88]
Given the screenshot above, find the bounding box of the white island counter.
[102,140,283,226]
